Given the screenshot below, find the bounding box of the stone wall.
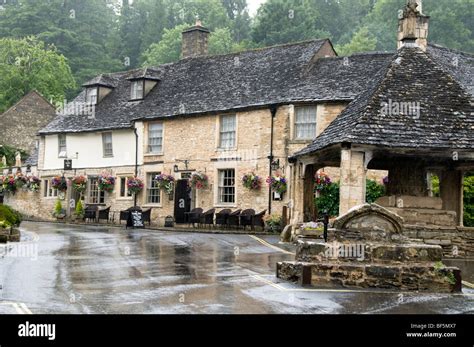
[0,91,56,154]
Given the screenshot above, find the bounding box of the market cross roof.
[293,45,474,158]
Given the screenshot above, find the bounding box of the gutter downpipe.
[268,105,278,214]
[133,123,139,208]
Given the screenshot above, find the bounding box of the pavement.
[0,221,473,314]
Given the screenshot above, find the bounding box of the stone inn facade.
[3,1,474,236]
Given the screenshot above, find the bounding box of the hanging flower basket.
[28,176,41,192]
[242,172,262,191]
[51,176,68,192]
[15,173,28,189]
[314,172,332,192]
[72,175,87,194]
[266,174,287,194]
[155,174,175,195]
[98,174,116,192]
[1,175,17,193]
[127,177,144,195]
[189,172,208,190]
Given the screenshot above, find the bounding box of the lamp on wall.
[271,159,280,171]
[173,165,179,173]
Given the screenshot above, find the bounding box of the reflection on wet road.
[0,222,473,314]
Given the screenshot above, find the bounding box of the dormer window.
[86,87,98,105]
[131,80,144,100]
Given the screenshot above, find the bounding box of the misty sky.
[248,0,266,16]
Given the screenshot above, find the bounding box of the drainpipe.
[268,105,278,214]
[133,123,139,208]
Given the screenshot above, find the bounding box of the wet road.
[0,222,473,314]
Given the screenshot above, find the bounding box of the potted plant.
[15,173,28,189]
[28,175,41,192]
[51,176,68,192]
[72,175,87,194]
[1,175,17,194]
[189,172,208,190]
[98,174,116,193]
[155,174,175,195]
[53,200,66,220]
[127,177,144,195]
[72,200,84,222]
[242,172,262,191]
[314,172,332,193]
[263,214,283,233]
[266,174,287,195]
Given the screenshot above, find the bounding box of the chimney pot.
[398,0,429,51]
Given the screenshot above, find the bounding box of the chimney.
[181,20,210,59]
[397,0,430,51]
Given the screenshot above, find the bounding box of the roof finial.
[195,16,202,27]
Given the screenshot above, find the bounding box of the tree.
[0,0,122,91]
[209,27,235,55]
[335,27,377,56]
[251,0,330,47]
[142,24,189,66]
[0,37,75,113]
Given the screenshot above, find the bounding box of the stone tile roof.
[24,147,38,167]
[39,39,394,134]
[39,39,472,137]
[427,43,474,96]
[294,46,474,157]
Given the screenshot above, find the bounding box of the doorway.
[174,179,191,224]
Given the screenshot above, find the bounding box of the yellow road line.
[462,280,474,289]
[248,235,295,255]
[251,274,474,296]
[0,302,33,314]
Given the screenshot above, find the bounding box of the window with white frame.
[148,123,163,153]
[219,114,236,149]
[146,172,161,204]
[218,169,235,204]
[131,80,144,100]
[88,177,105,204]
[102,132,113,157]
[43,179,58,198]
[86,87,98,104]
[119,177,132,198]
[294,106,317,140]
[58,134,67,158]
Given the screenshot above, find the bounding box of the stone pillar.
[440,170,464,226]
[339,149,366,216]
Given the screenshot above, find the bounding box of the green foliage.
[366,179,386,204]
[335,27,377,56]
[54,200,63,217]
[315,179,385,217]
[264,214,283,232]
[0,204,22,227]
[0,36,75,112]
[431,175,440,197]
[464,173,474,227]
[315,182,340,217]
[75,199,84,218]
[142,24,189,66]
[0,145,28,167]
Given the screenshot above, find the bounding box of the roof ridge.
[428,43,474,57]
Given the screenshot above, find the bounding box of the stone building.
[4,1,473,235]
[0,90,56,154]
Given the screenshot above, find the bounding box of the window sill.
[103,155,114,159]
[214,204,237,208]
[144,153,164,157]
[216,147,237,152]
[142,204,162,208]
[288,139,314,144]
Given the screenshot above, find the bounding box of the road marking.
[0,302,32,314]
[251,274,474,296]
[462,280,474,289]
[248,235,295,255]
